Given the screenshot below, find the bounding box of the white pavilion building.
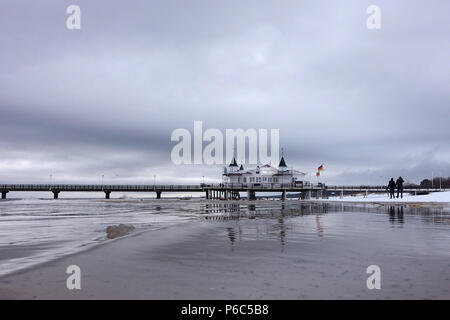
[222,156,308,186]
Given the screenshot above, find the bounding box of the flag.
[316,164,323,177]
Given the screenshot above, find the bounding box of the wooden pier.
[0,183,448,200]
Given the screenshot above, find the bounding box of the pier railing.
[0,183,323,192]
[325,185,450,192]
[0,184,203,192]
[1,184,448,192]
[1,183,448,200]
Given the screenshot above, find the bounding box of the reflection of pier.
[202,202,332,222]
[316,215,324,238]
[202,202,449,250]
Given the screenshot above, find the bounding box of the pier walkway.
[0,183,448,200]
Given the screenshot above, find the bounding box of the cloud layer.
[1,0,449,185]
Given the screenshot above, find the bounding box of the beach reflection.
[227,227,236,249]
[389,205,404,225]
[201,201,450,251]
[1,198,449,278]
[316,215,324,238]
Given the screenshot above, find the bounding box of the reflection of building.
[222,156,308,185]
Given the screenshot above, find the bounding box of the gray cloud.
[1,0,449,185]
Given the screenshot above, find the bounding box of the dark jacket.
[396,177,404,188]
[388,179,396,190]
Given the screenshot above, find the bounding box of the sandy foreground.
[0,212,449,300]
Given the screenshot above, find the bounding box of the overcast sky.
[1,0,449,185]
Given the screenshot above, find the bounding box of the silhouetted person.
[387,178,396,199]
[396,176,404,199]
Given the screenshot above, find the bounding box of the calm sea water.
[1,198,450,281]
[0,198,200,276]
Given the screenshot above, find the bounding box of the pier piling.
[247,190,256,200]
[4,183,427,201]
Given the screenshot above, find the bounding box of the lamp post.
[101,175,104,188]
[153,175,156,185]
[432,172,434,188]
[202,176,205,184]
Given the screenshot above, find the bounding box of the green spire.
[278,156,287,168]
[239,164,244,170]
[229,157,238,167]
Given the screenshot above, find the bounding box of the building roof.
[278,156,287,167]
[274,169,306,176]
[223,157,307,178]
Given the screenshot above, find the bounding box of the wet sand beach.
[1,200,450,299]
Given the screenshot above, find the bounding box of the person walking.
[387,178,396,199]
[396,176,404,199]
